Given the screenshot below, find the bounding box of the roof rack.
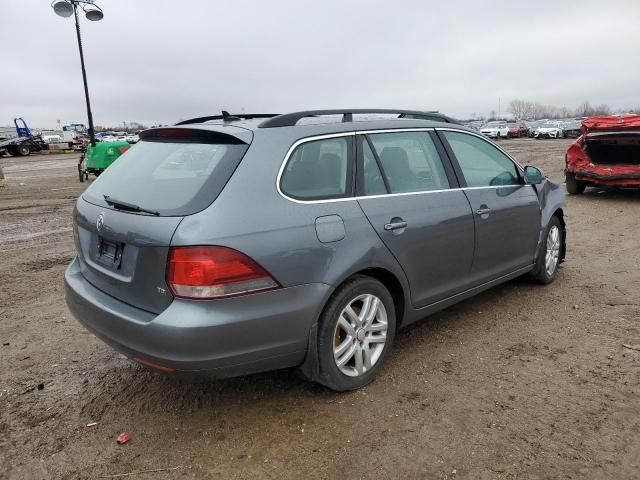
[175,111,279,126]
[258,109,459,128]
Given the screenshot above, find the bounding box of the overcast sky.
[1,0,639,128]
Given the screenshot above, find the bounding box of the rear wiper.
[103,195,159,216]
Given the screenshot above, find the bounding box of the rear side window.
[281,136,353,200]
[83,136,248,216]
[442,131,520,187]
[368,131,450,193]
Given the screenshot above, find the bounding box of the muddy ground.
[1,139,639,480]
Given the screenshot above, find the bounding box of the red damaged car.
[565,115,640,194]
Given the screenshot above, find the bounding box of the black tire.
[17,145,31,156]
[316,275,396,391]
[78,156,85,183]
[529,216,563,285]
[565,172,585,195]
[7,146,17,156]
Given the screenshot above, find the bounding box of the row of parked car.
[96,132,140,144]
[473,119,582,140]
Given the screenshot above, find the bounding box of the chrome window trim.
[276,132,356,204]
[275,128,529,205]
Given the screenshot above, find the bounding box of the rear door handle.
[475,207,492,216]
[384,221,408,231]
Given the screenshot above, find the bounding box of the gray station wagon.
[65,109,566,391]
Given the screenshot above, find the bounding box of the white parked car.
[41,133,64,144]
[480,121,509,139]
[534,122,564,139]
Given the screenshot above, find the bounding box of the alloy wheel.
[333,294,388,377]
[545,225,561,276]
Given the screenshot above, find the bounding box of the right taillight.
[166,246,279,299]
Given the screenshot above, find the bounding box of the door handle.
[475,207,492,216]
[384,221,408,231]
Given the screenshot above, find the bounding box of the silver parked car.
[65,109,567,391]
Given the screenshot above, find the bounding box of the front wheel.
[316,276,396,391]
[529,216,563,284]
[78,155,85,183]
[565,172,585,194]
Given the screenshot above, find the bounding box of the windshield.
[83,138,248,216]
[541,122,558,128]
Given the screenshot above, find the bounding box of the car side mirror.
[523,165,544,184]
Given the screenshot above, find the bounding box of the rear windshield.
[83,138,248,216]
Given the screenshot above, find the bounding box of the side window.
[281,136,352,200]
[367,131,450,193]
[442,131,520,187]
[362,139,387,196]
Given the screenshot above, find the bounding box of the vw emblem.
[96,213,105,232]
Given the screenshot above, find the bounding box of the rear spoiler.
[139,126,252,144]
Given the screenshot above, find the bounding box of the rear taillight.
[167,246,279,299]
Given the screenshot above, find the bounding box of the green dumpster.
[78,141,131,182]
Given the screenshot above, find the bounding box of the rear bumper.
[572,168,640,187]
[65,257,331,377]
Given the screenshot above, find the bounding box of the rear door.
[75,127,250,313]
[355,130,475,308]
[438,129,541,284]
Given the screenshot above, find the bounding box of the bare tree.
[576,101,594,117]
[593,104,611,116]
[508,99,527,120]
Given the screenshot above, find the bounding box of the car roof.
[162,118,477,143]
[142,110,479,145]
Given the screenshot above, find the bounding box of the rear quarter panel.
[170,130,411,318]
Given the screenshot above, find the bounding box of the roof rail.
[175,111,279,126]
[258,109,459,128]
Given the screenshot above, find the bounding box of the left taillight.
[166,246,280,299]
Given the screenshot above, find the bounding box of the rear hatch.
[74,126,251,314]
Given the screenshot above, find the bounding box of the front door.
[439,130,541,284]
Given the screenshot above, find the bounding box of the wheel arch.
[351,267,407,329]
[552,208,567,263]
[297,265,409,383]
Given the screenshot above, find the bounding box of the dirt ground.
[1,139,639,480]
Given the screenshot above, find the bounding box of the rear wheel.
[530,216,563,284]
[565,172,585,194]
[316,276,396,391]
[17,145,31,156]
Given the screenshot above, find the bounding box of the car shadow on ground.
[78,273,544,420]
[581,187,640,202]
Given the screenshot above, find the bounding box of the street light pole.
[72,2,96,146]
[52,0,103,146]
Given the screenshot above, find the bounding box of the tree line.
[505,100,640,121]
